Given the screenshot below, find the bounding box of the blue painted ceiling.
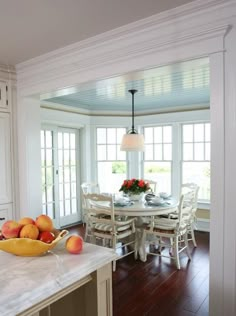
[41,57,210,113]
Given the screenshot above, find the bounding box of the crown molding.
[41,101,209,117]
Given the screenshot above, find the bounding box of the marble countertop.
[0,239,117,316]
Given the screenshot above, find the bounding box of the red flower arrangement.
[119,179,150,195]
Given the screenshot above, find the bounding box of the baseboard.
[195,218,210,232]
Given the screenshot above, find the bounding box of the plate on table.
[114,198,132,207]
[147,198,167,206]
[159,192,171,199]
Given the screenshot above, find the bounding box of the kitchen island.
[0,240,117,316]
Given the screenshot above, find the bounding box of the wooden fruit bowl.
[0,229,68,256]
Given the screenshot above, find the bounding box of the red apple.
[35,214,53,232]
[38,231,55,243]
[1,220,22,239]
[66,235,83,254]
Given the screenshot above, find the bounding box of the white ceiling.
[41,58,210,114]
[1,0,195,66]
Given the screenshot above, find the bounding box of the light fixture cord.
[129,89,137,134]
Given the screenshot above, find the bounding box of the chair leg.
[190,224,197,247]
[173,236,180,270]
[184,232,192,260]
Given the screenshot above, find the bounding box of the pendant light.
[120,89,145,151]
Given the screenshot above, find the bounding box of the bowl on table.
[0,229,68,256]
[159,192,171,199]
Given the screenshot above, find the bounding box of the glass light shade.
[120,133,145,151]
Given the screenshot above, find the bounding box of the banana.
[0,230,68,256]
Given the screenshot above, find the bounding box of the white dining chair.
[181,183,200,247]
[144,179,157,194]
[83,193,138,271]
[81,182,100,241]
[158,183,199,247]
[140,193,192,270]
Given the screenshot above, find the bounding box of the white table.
[0,240,117,316]
[114,198,178,217]
[114,198,178,261]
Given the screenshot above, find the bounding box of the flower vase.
[128,192,144,202]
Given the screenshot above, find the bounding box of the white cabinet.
[0,81,8,110]
[0,112,12,204]
[0,69,14,224]
[0,204,13,228]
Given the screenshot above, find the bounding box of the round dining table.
[114,197,178,261]
[114,198,178,216]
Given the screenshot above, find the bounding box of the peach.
[66,235,83,254]
[18,217,35,226]
[35,214,53,232]
[1,220,22,239]
[19,224,39,240]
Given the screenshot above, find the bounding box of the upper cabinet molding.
[16,0,234,97]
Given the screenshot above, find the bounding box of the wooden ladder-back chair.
[141,193,192,270]
[83,193,137,271]
[144,179,157,194]
[181,183,200,247]
[81,182,100,241]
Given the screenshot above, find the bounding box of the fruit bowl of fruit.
[0,215,69,256]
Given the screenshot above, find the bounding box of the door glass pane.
[46,131,52,148]
[58,133,63,149]
[63,133,70,149]
[70,134,75,149]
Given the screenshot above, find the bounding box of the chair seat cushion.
[94,223,131,232]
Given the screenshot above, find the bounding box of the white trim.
[196,218,210,232]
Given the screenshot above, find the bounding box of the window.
[182,123,210,201]
[96,127,127,193]
[143,126,172,193]
[41,127,81,227]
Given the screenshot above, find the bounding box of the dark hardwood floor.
[68,225,209,316]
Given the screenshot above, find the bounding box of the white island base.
[0,241,117,316]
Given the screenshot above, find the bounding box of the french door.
[41,126,81,228]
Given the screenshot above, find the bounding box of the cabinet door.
[0,81,8,110]
[0,113,12,204]
[0,204,13,228]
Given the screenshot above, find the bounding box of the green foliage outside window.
[112,162,126,174]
